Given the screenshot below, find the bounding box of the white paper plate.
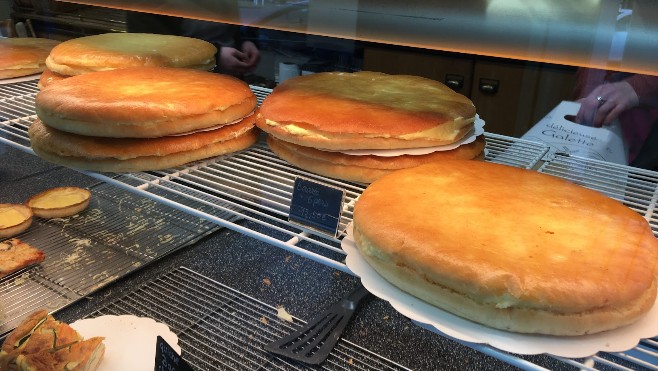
[342,224,658,358]
[324,115,485,157]
[0,73,41,85]
[70,315,181,371]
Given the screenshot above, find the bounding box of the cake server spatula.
[264,283,371,365]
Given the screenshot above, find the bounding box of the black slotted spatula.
[264,283,371,365]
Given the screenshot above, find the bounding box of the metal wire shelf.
[0,182,225,337]
[2,79,658,370]
[0,80,549,273]
[483,132,548,169]
[86,266,411,371]
[539,153,658,235]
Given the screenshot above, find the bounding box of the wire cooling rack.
[539,152,658,234]
[0,182,226,337]
[85,266,411,371]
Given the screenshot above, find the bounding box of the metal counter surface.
[0,144,571,370]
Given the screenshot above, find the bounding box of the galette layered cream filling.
[264,117,474,142]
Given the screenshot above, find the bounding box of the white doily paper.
[326,115,485,157]
[341,224,658,358]
[71,315,181,371]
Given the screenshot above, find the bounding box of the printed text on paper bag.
[542,123,597,147]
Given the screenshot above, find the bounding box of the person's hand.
[217,42,260,76]
[575,81,639,127]
[240,41,260,71]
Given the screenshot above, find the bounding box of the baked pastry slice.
[10,314,82,356]
[26,187,91,219]
[353,160,658,336]
[1,310,104,371]
[0,310,82,369]
[0,238,45,280]
[14,337,105,371]
[0,204,33,239]
[1,311,51,357]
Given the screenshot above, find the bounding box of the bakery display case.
[2,1,658,370]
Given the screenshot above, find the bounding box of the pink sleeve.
[626,75,658,97]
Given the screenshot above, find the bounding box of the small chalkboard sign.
[289,176,345,237]
[154,336,193,371]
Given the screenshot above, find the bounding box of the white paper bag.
[521,101,628,165]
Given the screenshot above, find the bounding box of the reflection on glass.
[571,69,658,169]
[62,0,657,76]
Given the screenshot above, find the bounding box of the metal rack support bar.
[76,170,354,274]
